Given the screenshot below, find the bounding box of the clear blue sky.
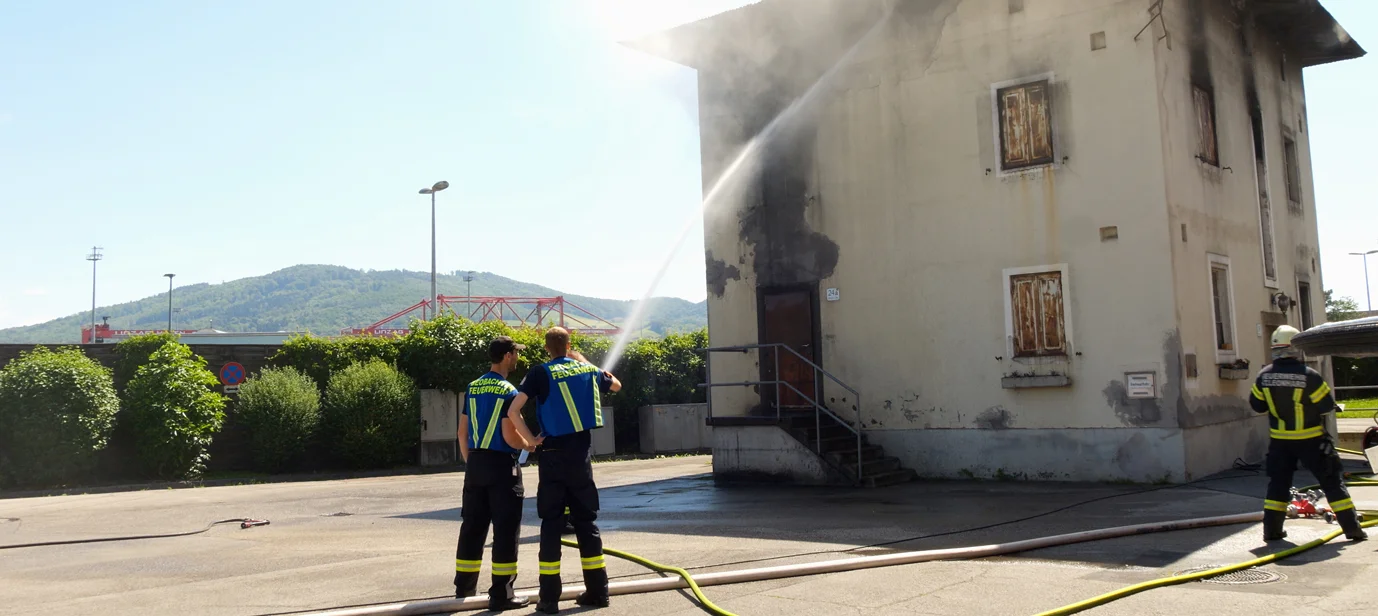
[1,0,1375,330]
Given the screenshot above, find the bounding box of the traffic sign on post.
[219,362,246,391]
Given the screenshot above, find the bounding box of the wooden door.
[759,288,818,410]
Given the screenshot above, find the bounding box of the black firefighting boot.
[575,567,610,607]
[537,572,563,614]
[1262,509,1288,542]
[1335,509,1368,542]
[487,595,530,612]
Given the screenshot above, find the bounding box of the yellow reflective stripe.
[1263,389,1280,421]
[1251,385,1265,400]
[468,397,479,444]
[581,555,606,570]
[456,559,482,573]
[491,562,518,575]
[478,398,503,449]
[1310,382,1331,404]
[1270,426,1325,440]
[1264,500,1288,512]
[592,381,603,428]
[1331,498,1354,512]
[538,561,561,575]
[1293,389,1305,435]
[558,382,584,432]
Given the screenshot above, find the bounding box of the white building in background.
[632,0,1363,484]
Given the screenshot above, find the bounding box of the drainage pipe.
[301,512,1261,616]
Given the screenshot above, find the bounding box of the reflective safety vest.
[536,358,605,438]
[466,372,518,453]
[1249,359,1335,441]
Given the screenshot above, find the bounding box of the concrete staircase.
[778,411,917,487]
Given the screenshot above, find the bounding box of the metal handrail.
[699,343,864,483]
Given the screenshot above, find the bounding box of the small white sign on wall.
[1126,372,1156,399]
[825,288,840,302]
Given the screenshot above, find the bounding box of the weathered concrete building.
[633,0,1363,485]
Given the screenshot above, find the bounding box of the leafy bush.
[113,332,181,389]
[272,334,400,390]
[237,366,321,473]
[0,347,120,487]
[123,343,228,479]
[396,315,511,393]
[321,361,420,469]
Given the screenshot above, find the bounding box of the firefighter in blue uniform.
[454,336,538,611]
[1251,325,1367,543]
[507,327,620,614]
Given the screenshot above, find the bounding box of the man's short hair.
[488,336,526,362]
[545,327,570,355]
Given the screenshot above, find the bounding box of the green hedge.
[321,360,420,469]
[123,342,228,479]
[270,318,705,454]
[0,347,120,487]
[237,366,321,473]
[272,334,399,390]
[0,319,707,485]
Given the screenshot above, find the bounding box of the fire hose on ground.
[301,511,1359,616]
[301,468,1378,616]
[4,469,1371,615]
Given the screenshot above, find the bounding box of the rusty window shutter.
[998,80,1054,171]
[1037,274,1066,354]
[1283,138,1302,205]
[1012,275,1039,356]
[1011,271,1066,357]
[1193,86,1218,166]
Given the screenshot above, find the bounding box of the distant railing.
[1336,385,1378,414]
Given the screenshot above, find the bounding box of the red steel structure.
[341,296,620,337]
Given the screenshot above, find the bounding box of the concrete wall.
[1148,1,1333,477]
[639,404,712,454]
[711,425,840,485]
[666,0,1352,482]
[420,390,459,466]
[868,426,1187,483]
[694,0,1187,480]
[592,407,617,457]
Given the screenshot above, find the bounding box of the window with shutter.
[1010,271,1067,357]
[1193,85,1219,166]
[997,80,1054,171]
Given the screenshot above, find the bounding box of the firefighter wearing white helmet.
[1250,324,1367,543]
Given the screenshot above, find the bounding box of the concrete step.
[810,434,864,452]
[839,456,902,476]
[861,468,918,488]
[826,444,885,463]
[782,416,854,433]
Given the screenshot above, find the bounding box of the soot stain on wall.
[974,405,1014,430]
[705,250,741,297]
[740,124,840,287]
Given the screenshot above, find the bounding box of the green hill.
[0,265,707,344]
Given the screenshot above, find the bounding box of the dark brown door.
[760,288,818,410]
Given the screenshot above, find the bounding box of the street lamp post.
[86,247,103,343]
[164,274,176,332]
[464,271,475,318]
[418,181,450,318]
[1351,250,1378,312]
